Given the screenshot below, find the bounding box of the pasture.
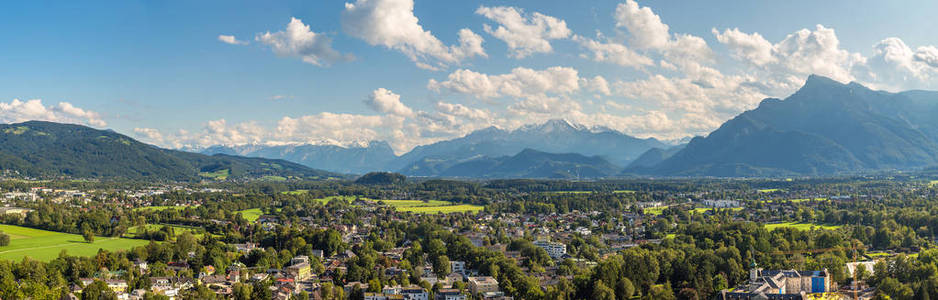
[0,224,148,262]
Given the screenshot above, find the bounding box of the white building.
[701,199,741,208]
[450,260,466,275]
[533,240,567,259]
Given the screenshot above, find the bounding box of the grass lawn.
[396,204,484,214]
[764,222,843,231]
[0,224,148,262]
[643,206,669,215]
[199,169,230,180]
[237,208,264,222]
[282,190,309,195]
[259,175,287,181]
[127,224,204,239]
[758,188,782,193]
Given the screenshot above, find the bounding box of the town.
[1,174,936,300]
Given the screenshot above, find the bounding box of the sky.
[2,0,938,154]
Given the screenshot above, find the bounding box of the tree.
[433,255,451,277]
[0,231,9,247]
[83,229,95,243]
[81,280,116,300]
[616,278,635,300]
[592,281,616,300]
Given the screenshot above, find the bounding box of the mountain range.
[201,119,668,177]
[628,75,938,176]
[200,142,396,174]
[0,121,339,181]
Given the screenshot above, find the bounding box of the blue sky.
[2,0,938,153]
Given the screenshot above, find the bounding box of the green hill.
[0,121,340,181]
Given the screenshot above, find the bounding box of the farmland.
[0,224,148,261]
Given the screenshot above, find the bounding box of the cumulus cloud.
[342,0,485,70]
[476,6,571,58]
[614,0,670,50]
[364,88,414,117]
[915,46,938,68]
[217,34,248,45]
[573,35,653,68]
[712,28,775,66]
[0,99,106,127]
[256,17,353,66]
[427,66,583,99]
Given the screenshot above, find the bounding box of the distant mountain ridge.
[0,121,339,181]
[196,119,667,176]
[200,141,396,174]
[410,148,622,179]
[629,75,938,176]
[390,119,667,172]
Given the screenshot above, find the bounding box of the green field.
[0,224,148,262]
[259,175,287,181]
[237,208,265,222]
[282,190,310,195]
[758,188,782,193]
[127,224,204,239]
[764,222,843,231]
[643,206,669,215]
[396,204,484,214]
[199,169,230,180]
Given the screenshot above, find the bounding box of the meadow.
[764,222,843,231]
[0,224,148,261]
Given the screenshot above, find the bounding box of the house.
[533,240,567,259]
[285,256,312,280]
[450,261,466,275]
[105,279,128,293]
[722,268,832,300]
[365,293,405,300]
[435,289,466,300]
[702,199,741,208]
[468,276,500,295]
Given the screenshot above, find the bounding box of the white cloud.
[427,66,583,99]
[712,28,775,66]
[342,0,485,70]
[434,101,490,120]
[364,88,414,117]
[614,0,670,50]
[256,17,353,66]
[218,34,248,45]
[915,46,938,68]
[573,35,653,68]
[610,0,713,71]
[0,99,106,127]
[476,6,571,58]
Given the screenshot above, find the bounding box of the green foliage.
[0,121,339,181]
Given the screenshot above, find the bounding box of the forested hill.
[0,121,340,181]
